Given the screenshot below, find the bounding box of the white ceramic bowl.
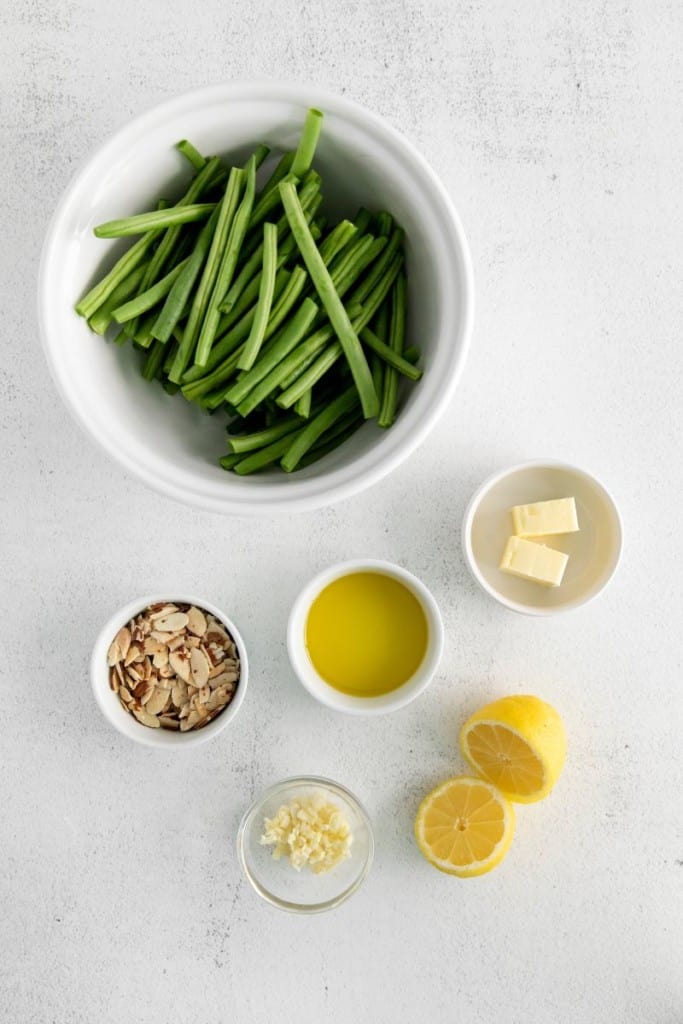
[38,81,473,516]
[91,594,249,747]
[287,559,444,714]
[462,461,623,615]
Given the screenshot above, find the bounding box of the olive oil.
[305,572,429,697]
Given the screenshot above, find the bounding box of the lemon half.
[460,695,566,804]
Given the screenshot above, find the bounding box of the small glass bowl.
[236,776,374,914]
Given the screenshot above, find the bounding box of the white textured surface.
[2,1,682,1021]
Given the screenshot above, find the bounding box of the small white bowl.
[462,461,623,615]
[37,81,473,516]
[91,594,249,747]
[287,559,444,714]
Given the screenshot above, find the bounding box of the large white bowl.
[38,82,473,515]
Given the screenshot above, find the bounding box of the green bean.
[142,339,166,381]
[176,140,206,170]
[318,221,358,265]
[130,309,160,349]
[291,108,323,177]
[149,205,221,342]
[251,144,272,170]
[262,265,308,340]
[374,211,393,237]
[279,181,378,418]
[256,151,294,202]
[353,207,373,234]
[404,345,420,364]
[369,302,389,399]
[378,273,406,427]
[226,416,302,454]
[126,156,223,336]
[360,323,420,380]
[296,414,364,468]
[231,304,321,416]
[75,225,163,320]
[350,227,404,305]
[168,166,243,382]
[233,433,300,475]
[94,203,215,238]
[163,337,180,375]
[181,267,291,386]
[162,379,180,396]
[182,344,245,403]
[331,236,387,298]
[277,342,342,409]
[194,157,257,368]
[354,251,403,330]
[248,171,298,230]
[111,257,189,323]
[219,452,243,471]
[237,222,277,370]
[294,391,312,418]
[86,263,148,334]
[281,386,359,472]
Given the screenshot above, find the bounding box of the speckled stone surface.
[2,1,682,1021]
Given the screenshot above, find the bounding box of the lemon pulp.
[305,572,428,697]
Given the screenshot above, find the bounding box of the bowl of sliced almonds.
[91,594,248,747]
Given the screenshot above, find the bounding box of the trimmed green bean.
[404,345,420,364]
[169,166,243,382]
[331,235,387,298]
[351,227,404,305]
[294,391,312,418]
[194,157,257,368]
[360,322,420,380]
[277,342,343,409]
[231,301,320,416]
[142,339,166,381]
[219,452,243,470]
[262,265,308,340]
[248,171,298,230]
[279,181,378,418]
[237,222,277,370]
[281,386,359,471]
[149,204,220,342]
[291,108,323,178]
[75,227,163,320]
[233,433,300,475]
[226,416,302,454]
[111,257,189,323]
[176,140,206,170]
[378,273,406,427]
[354,251,403,330]
[296,414,363,468]
[374,211,393,237]
[94,203,215,238]
[318,220,358,266]
[353,207,373,233]
[86,263,148,334]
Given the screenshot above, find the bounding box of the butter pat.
[499,536,569,587]
[511,497,579,537]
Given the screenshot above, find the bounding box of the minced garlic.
[260,792,353,874]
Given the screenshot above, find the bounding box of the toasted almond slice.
[206,687,229,711]
[169,650,191,683]
[119,686,133,703]
[178,704,192,721]
[143,637,166,655]
[210,670,238,689]
[205,628,229,646]
[159,716,180,730]
[184,635,201,649]
[172,681,188,708]
[181,709,202,731]
[133,679,151,700]
[124,645,142,666]
[107,640,121,667]
[126,665,143,683]
[132,706,161,728]
[187,606,208,637]
[145,687,169,716]
[150,630,175,644]
[152,648,169,669]
[116,626,132,661]
[142,656,153,681]
[156,674,173,690]
[154,612,189,632]
[165,635,184,652]
[139,683,156,705]
[197,685,211,704]
[149,604,178,621]
[109,669,119,693]
[190,648,210,688]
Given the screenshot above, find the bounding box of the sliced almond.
[172,681,188,708]
[158,664,175,679]
[149,604,179,621]
[154,612,189,633]
[145,687,169,716]
[197,685,211,704]
[165,635,185,652]
[152,648,169,669]
[190,648,210,688]
[169,650,191,683]
[187,606,208,637]
[181,709,202,731]
[184,635,201,649]
[143,637,166,656]
[109,668,120,693]
[150,630,175,644]
[159,716,180,730]
[210,670,238,689]
[132,706,161,728]
[206,687,230,711]
[133,679,152,700]
[116,626,132,661]
[119,686,133,704]
[126,664,143,683]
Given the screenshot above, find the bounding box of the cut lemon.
[414,776,515,877]
[460,695,566,804]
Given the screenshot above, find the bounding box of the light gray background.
[2,1,682,1022]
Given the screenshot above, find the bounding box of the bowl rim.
[37,79,475,516]
[461,459,624,616]
[90,592,249,748]
[287,558,444,714]
[236,774,375,914]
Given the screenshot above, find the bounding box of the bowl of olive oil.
[287,559,444,714]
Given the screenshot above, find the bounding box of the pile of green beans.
[75,108,422,475]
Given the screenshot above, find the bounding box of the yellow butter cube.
[511,497,579,537]
[499,536,569,587]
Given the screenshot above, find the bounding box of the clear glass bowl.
[237,776,374,913]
